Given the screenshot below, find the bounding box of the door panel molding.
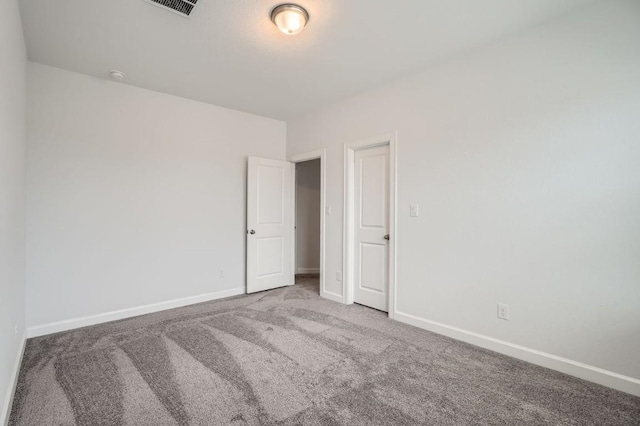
[343,133,397,319]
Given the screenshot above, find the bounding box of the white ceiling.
[19,0,596,120]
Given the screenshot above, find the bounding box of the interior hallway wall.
[287,0,640,386]
[296,159,321,273]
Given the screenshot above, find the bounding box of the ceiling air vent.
[144,0,199,17]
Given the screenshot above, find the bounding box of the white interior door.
[354,145,390,311]
[247,157,293,293]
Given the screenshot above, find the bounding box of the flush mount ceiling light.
[271,4,309,35]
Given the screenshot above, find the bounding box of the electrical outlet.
[497,303,509,320]
[336,271,342,282]
[219,270,225,278]
[410,204,419,217]
[14,323,18,338]
[326,205,332,215]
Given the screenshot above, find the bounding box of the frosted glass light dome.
[271,4,309,35]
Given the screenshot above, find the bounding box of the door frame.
[288,149,329,300]
[343,133,398,319]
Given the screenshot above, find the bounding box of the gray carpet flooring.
[9,276,640,425]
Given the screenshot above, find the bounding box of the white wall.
[288,0,640,389]
[295,159,321,273]
[26,63,286,329]
[0,0,27,422]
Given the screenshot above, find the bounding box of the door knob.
[248,229,256,235]
[384,234,390,240]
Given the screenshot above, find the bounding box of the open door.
[247,157,293,293]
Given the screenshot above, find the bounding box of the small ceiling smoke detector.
[271,4,309,35]
[110,70,126,81]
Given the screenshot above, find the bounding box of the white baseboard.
[27,287,245,338]
[2,332,26,426]
[297,268,320,274]
[394,311,640,397]
[321,290,343,304]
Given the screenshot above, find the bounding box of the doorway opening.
[294,158,321,291]
[289,149,328,300]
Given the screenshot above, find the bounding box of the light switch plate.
[410,205,419,217]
